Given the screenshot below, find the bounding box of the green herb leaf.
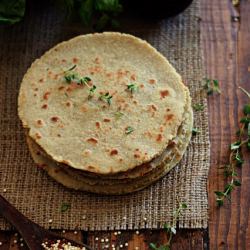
[99,92,113,105]
[149,243,158,250]
[193,103,204,111]
[127,83,138,94]
[192,128,200,135]
[235,151,244,165]
[233,179,241,186]
[230,141,241,150]
[66,64,77,71]
[204,78,221,95]
[64,72,78,83]
[88,85,97,98]
[114,111,124,119]
[214,191,224,197]
[240,117,250,125]
[78,0,94,26]
[216,198,224,206]
[181,203,187,209]
[243,104,250,115]
[79,76,92,86]
[0,0,26,25]
[95,0,123,13]
[60,203,71,212]
[125,126,134,134]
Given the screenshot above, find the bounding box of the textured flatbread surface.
[18,32,188,175]
[26,94,193,195]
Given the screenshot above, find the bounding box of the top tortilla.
[18,32,188,174]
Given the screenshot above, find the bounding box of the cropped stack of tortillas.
[18,32,193,195]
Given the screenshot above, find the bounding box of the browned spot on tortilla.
[103,118,111,122]
[35,133,41,139]
[160,90,169,98]
[62,160,70,165]
[51,116,59,122]
[134,153,140,158]
[156,134,163,142]
[73,57,78,63]
[53,74,58,80]
[34,94,37,97]
[58,86,65,91]
[41,104,48,109]
[144,131,152,138]
[130,74,136,81]
[110,149,118,156]
[66,102,71,107]
[166,108,171,112]
[43,91,50,100]
[119,158,123,162]
[135,148,139,152]
[61,59,66,63]
[165,114,174,121]
[106,72,112,78]
[94,57,100,64]
[95,122,101,129]
[159,126,164,132]
[86,137,98,144]
[83,149,92,156]
[34,88,38,91]
[37,120,43,126]
[81,105,88,112]
[133,100,138,105]
[57,134,61,137]
[149,79,156,84]
[39,78,44,83]
[87,165,96,171]
[140,84,144,88]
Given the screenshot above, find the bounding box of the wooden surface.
[0,0,250,249]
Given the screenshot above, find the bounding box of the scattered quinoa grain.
[0,242,2,246]
[136,230,139,235]
[120,244,123,248]
[125,242,128,246]
[3,188,6,193]
[95,237,99,241]
[105,238,109,242]
[101,239,104,243]
[74,231,78,235]
[118,231,121,235]
[114,232,117,236]
[48,219,53,223]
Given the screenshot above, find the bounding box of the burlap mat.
[0,0,209,230]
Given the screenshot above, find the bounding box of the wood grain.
[202,0,250,249]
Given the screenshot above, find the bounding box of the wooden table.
[1,0,250,249]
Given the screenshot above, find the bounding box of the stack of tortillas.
[18,32,193,195]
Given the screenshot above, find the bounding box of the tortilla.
[26,94,193,194]
[19,32,188,175]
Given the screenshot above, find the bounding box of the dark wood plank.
[202,0,250,249]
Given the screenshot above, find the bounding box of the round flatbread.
[19,32,188,175]
[26,95,193,194]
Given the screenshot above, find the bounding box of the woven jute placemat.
[0,0,209,230]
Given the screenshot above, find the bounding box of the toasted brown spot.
[53,74,58,80]
[96,122,101,129]
[156,134,163,142]
[119,158,123,162]
[62,160,70,165]
[41,104,48,109]
[160,126,164,132]
[140,84,144,88]
[110,149,118,156]
[160,90,169,98]
[35,133,41,139]
[37,120,43,125]
[39,78,44,83]
[73,57,78,63]
[87,165,95,171]
[51,116,59,122]
[83,149,92,156]
[66,102,71,107]
[34,94,37,97]
[165,114,174,121]
[81,106,88,112]
[103,118,111,122]
[57,134,61,137]
[61,59,66,63]
[149,79,156,84]
[58,86,65,91]
[130,74,136,81]
[87,137,98,144]
[34,88,38,91]
[151,104,157,111]
[106,72,112,78]
[94,57,100,64]
[166,108,171,112]
[43,91,50,100]
[134,153,140,158]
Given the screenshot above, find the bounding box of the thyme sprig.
[149,202,187,250]
[204,78,221,95]
[127,83,138,94]
[99,92,113,105]
[215,87,250,206]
